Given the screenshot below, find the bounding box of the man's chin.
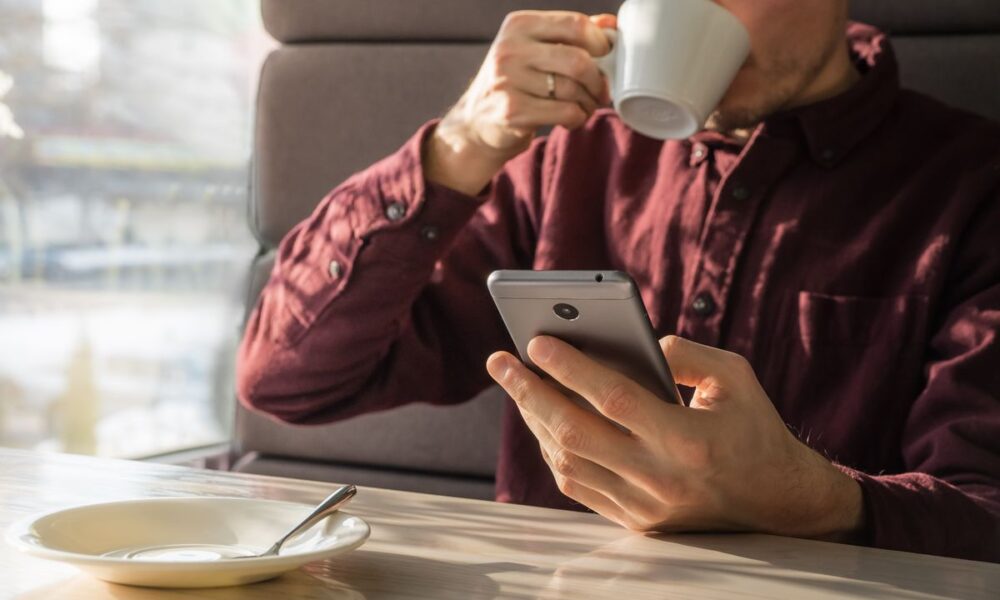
[706,71,796,135]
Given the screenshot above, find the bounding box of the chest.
[530,138,957,468]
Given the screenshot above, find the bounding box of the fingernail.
[487,354,513,383]
[528,337,554,364]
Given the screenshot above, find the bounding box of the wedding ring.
[546,72,557,99]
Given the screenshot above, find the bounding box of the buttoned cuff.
[348,119,489,239]
[351,120,491,265]
[835,465,937,554]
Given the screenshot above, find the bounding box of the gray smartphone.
[487,270,682,405]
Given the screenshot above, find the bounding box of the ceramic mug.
[596,0,751,139]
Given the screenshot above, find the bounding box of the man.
[238,1,1000,562]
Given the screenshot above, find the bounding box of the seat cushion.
[233,453,496,500]
[236,385,506,479]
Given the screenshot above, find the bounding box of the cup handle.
[594,28,618,102]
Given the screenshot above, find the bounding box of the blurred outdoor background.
[0,0,273,457]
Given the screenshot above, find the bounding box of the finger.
[525,41,605,102]
[551,469,631,527]
[518,68,598,115]
[589,14,617,33]
[526,336,682,437]
[506,11,611,57]
[523,396,666,525]
[498,353,676,531]
[527,406,627,496]
[535,423,685,533]
[486,351,637,470]
[549,466,662,532]
[484,89,589,131]
[587,15,616,105]
[545,444,664,523]
[659,335,747,390]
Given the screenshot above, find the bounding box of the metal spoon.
[234,484,357,559]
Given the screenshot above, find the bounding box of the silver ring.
[546,72,557,100]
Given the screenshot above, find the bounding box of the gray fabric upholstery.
[252,45,488,247]
[261,0,1000,42]
[244,250,274,321]
[236,386,504,478]
[893,36,1000,122]
[851,0,1000,34]
[262,0,620,42]
[233,454,496,500]
[237,0,1000,498]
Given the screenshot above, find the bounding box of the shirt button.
[328,260,343,279]
[693,143,707,160]
[732,185,751,201]
[385,202,406,221]
[691,293,716,317]
[420,225,440,241]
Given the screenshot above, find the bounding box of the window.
[0,0,272,457]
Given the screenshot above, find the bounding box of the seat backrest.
[852,0,1000,121]
[236,0,1000,486]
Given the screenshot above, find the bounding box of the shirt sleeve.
[839,177,1000,563]
[236,120,547,424]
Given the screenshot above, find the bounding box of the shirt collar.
[771,22,901,168]
[688,130,744,167]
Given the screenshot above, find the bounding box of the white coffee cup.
[596,0,750,139]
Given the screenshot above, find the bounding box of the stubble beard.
[705,43,839,136]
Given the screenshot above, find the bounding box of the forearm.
[424,111,514,197]
[237,123,486,423]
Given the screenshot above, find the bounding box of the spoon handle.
[267,485,357,555]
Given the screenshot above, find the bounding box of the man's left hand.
[486,335,865,540]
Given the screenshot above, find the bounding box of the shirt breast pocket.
[794,292,929,348]
[761,291,930,468]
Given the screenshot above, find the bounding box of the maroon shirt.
[238,24,1000,562]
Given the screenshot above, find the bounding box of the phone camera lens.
[553,303,580,321]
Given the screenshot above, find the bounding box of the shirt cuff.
[348,119,489,241]
[836,465,948,555]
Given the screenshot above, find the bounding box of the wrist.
[422,114,518,197]
[762,441,865,542]
[813,461,866,542]
[790,448,866,542]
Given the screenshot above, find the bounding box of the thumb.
[659,335,724,389]
[586,14,617,56]
[589,13,617,31]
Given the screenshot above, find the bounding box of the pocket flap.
[796,291,929,345]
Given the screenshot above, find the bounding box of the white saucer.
[5,496,371,588]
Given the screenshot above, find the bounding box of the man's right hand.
[424,11,616,196]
